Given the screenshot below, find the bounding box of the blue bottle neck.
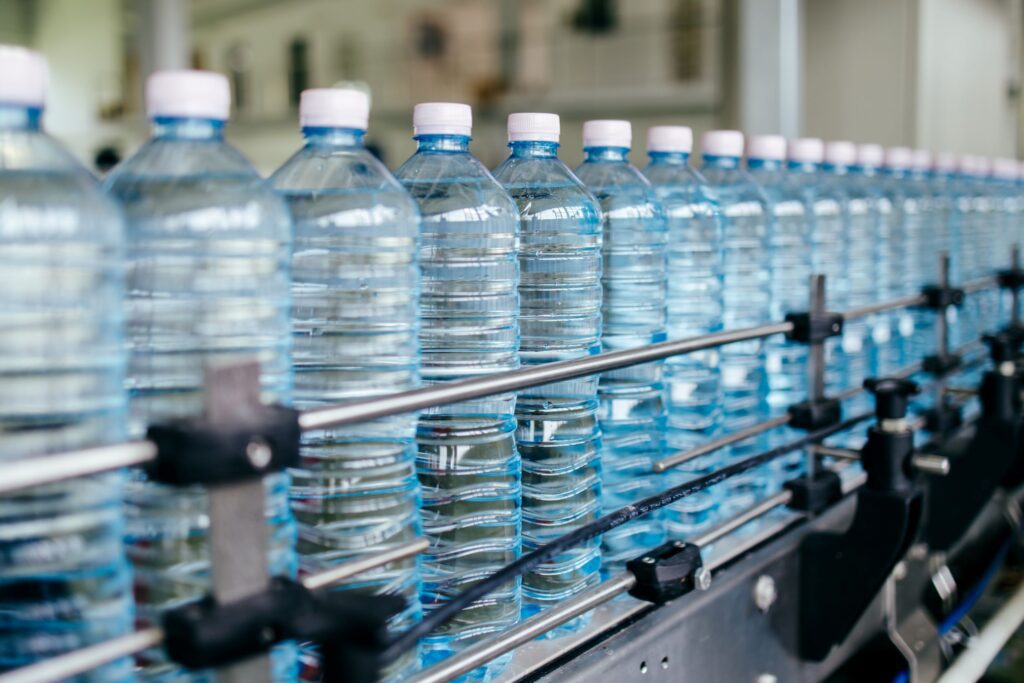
[823,163,851,175]
[0,103,42,131]
[883,167,910,180]
[746,157,782,171]
[303,126,366,148]
[787,160,820,174]
[702,154,742,170]
[583,146,630,163]
[415,134,471,153]
[509,140,559,159]
[152,116,226,140]
[647,151,691,166]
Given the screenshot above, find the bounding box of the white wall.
[803,0,918,146]
[32,0,128,162]
[803,0,1020,156]
[916,0,1019,156]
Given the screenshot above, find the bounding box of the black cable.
[382,410,874,659]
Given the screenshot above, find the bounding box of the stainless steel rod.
[810,445,861,461]
[302,538,430,590]
[962,276,999,294]
[299,322,794,432]
[0,628,165,683]
[690,490,793,548]
[0,441,157,495]
[843,294,927,321]
[408,572,637,683]
[652,415,791,472]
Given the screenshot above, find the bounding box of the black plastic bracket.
[921,403,963,437]
[785,311,844,344]
[919,284,965,310]
[627,541,704,604]
[997,268,1024,291]
[163,577,404,683]
[784,470,843,514]
[146,404,300,486]
[787,397,842,432]
[922,353,962,377]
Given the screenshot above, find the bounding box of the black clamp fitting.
[997,268,1024,291]
[919,284,965,310]
[785,311,844,344]
[163,577,405,683]
[146,405,301,486]
[922,353,962,378]
[922,403,963,437]
[784,470,843,514]
[627,541,704,604]
[787,397,842,432]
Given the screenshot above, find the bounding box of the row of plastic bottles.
[1,42,1021,683]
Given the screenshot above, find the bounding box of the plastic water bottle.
[269,89,422,680]
[492,113,602,632]
[574,120,668,567]
[908,149,941,364]
[992,158,1021,322]
[875,147,917,373]
[394,103,521,673]
[931,152,962,348]
[789,138,847,397]
[105,70,296,681]
[822,141,869,389]
[642,125,724,535]
[699,131,770,510]
[953,155,987,346]
[0,45,133,680]
[745,136,810,423]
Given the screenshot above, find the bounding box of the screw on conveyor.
[203,359,273,683]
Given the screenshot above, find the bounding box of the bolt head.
[694,567,712,591]
[753,575,777,612]
[642,556,656,564]
[246,438,273,469]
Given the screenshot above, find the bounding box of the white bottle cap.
[911,149,932,171]
[702,130,745,158]
[884,146,913,170]
[933,152,958,173]
[958,154,982,176]
[0,44,48,108]
[746,134,786,161]
[146,70,230,121]
[647,125,693,153]
[856,144,885,168]
[788,138,824,164]
[300,88,369,131]
[508,112,559,143]
[993,157,1017,180]
[583,120,631,149]
[824,141,856,167]
[413,102,472,137]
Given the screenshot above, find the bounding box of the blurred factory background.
[0,0,1020,174]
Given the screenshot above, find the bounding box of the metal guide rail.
[0,259,1015,683]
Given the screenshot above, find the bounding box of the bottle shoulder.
[493,156,600,218]
[104,138,290,238]
[395,150,518,221]
[0,131,123,244]
[575,161,664,218]
[270,145,418,212]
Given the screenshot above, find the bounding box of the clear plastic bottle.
[0,45,133,681]
[992,158,1022,323]
[745,136,811,426]
[829,142,879,448]
[574,120,668,567]
[877,147,920,373]
[907,149,941,364]
[642,125,724,535]
[699,130,770,511]
[492,112,603,633]
[104,70,296,682]
[394,103,521,673]
[932,153,964,348]
[822,141,869,390]
[269,89,422,680]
